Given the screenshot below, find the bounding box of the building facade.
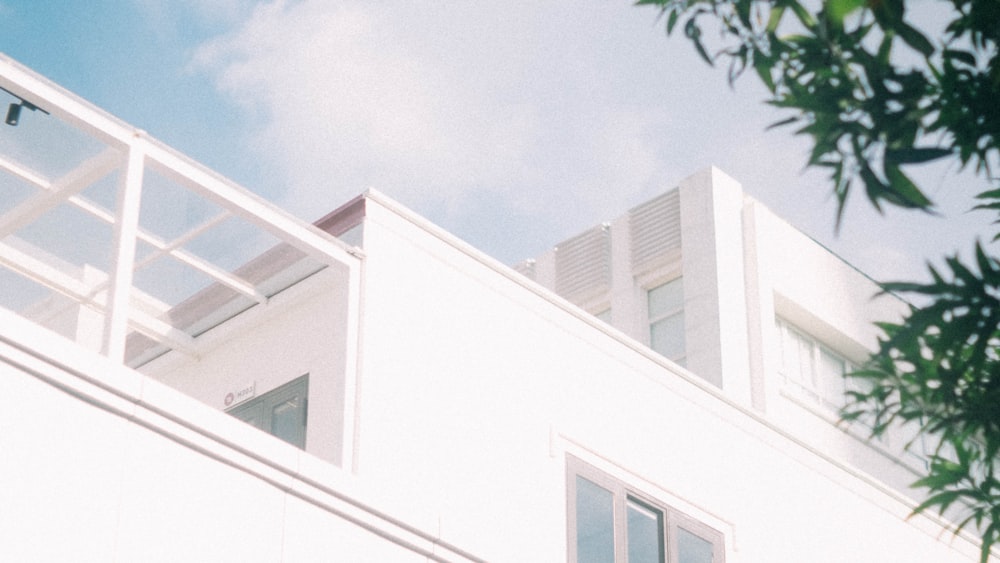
[0,55,986,562]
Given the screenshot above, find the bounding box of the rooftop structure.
[0,55,989,562]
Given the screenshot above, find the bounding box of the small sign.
[224,381,256,408]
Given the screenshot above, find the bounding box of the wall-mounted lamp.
[1,86,48,127]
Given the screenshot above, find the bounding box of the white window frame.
[775,319,933,470]
[775,318,857,411]
[567,456,724,563]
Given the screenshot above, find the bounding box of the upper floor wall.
[518,166,925,499]
[347,191,980,562]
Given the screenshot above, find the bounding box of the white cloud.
[193,2,536,218]
[187,0,994,277]
[189,1,726,231]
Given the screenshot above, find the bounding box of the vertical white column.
[101,136,145,362]
[679,167,753,402]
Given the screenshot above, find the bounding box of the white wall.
[0,307,476,562]
[351,193,982,562]
[741,199,929,494]
[679,167,752,400]
[142,265,354,467]
[1,186,984,562]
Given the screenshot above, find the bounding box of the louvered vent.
[555,224,610,300]
[630,188,681,271]
[513,259,536,281]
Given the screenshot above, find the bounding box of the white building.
[0,55,986,562]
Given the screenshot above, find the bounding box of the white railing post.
[101,136,145,362]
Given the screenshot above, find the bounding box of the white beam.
[0,154,49,190]
[0,147,120,239]
[1,57,360,269]
[61,196,267,305]
[145,148,361,268]
[133,213,268,305]
[0,240,197,355]
[102,141,144,361]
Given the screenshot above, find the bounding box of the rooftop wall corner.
[678,166,753,402]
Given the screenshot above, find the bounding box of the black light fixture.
[0,86,47,127]
[5,102,22,126]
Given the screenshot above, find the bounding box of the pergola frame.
[0,54,364,365]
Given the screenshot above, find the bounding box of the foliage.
[638,0,999,559]
[845,242,1000,559]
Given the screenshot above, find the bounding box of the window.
[568,458,724,563]
[228,375,308,449]
[775,319,856,410]
[648,278,685,366]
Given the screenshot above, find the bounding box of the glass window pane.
[648,278,683,320]
[627,499,664,563]
[677,527,714,563]
[230,401,265,430]
[576,476,615,563]
[796,332,815,387]
[650,312,685,360]
[779,324,800,381]
[271,397,305,448]
[817,348,847,406]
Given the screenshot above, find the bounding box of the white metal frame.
[0,54,363,366]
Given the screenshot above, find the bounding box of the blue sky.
[1,0,992,283]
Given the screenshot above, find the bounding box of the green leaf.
[754,57,776,92]
[684,19,714,66]
[975,242,994,279]
[787,0,816,28]
[895,21,935,57]
[766,5,785,33]
[885,147,952,165]
[877,32,894,65]
[943,49,977,67]
[912,490,965,516]
[828,0,865,23]
[667,10,680,34]
[767,116,798,130]
[883,164,933,209]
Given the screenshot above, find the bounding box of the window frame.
[775,318,856,411]
[567,456,725,563]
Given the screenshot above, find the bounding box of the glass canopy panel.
[14,198,115,271]
[131,252,216,308]
[139,167,226,242]
[77,167,119,214]
[0,171,34,212]
[184,214,281,272]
